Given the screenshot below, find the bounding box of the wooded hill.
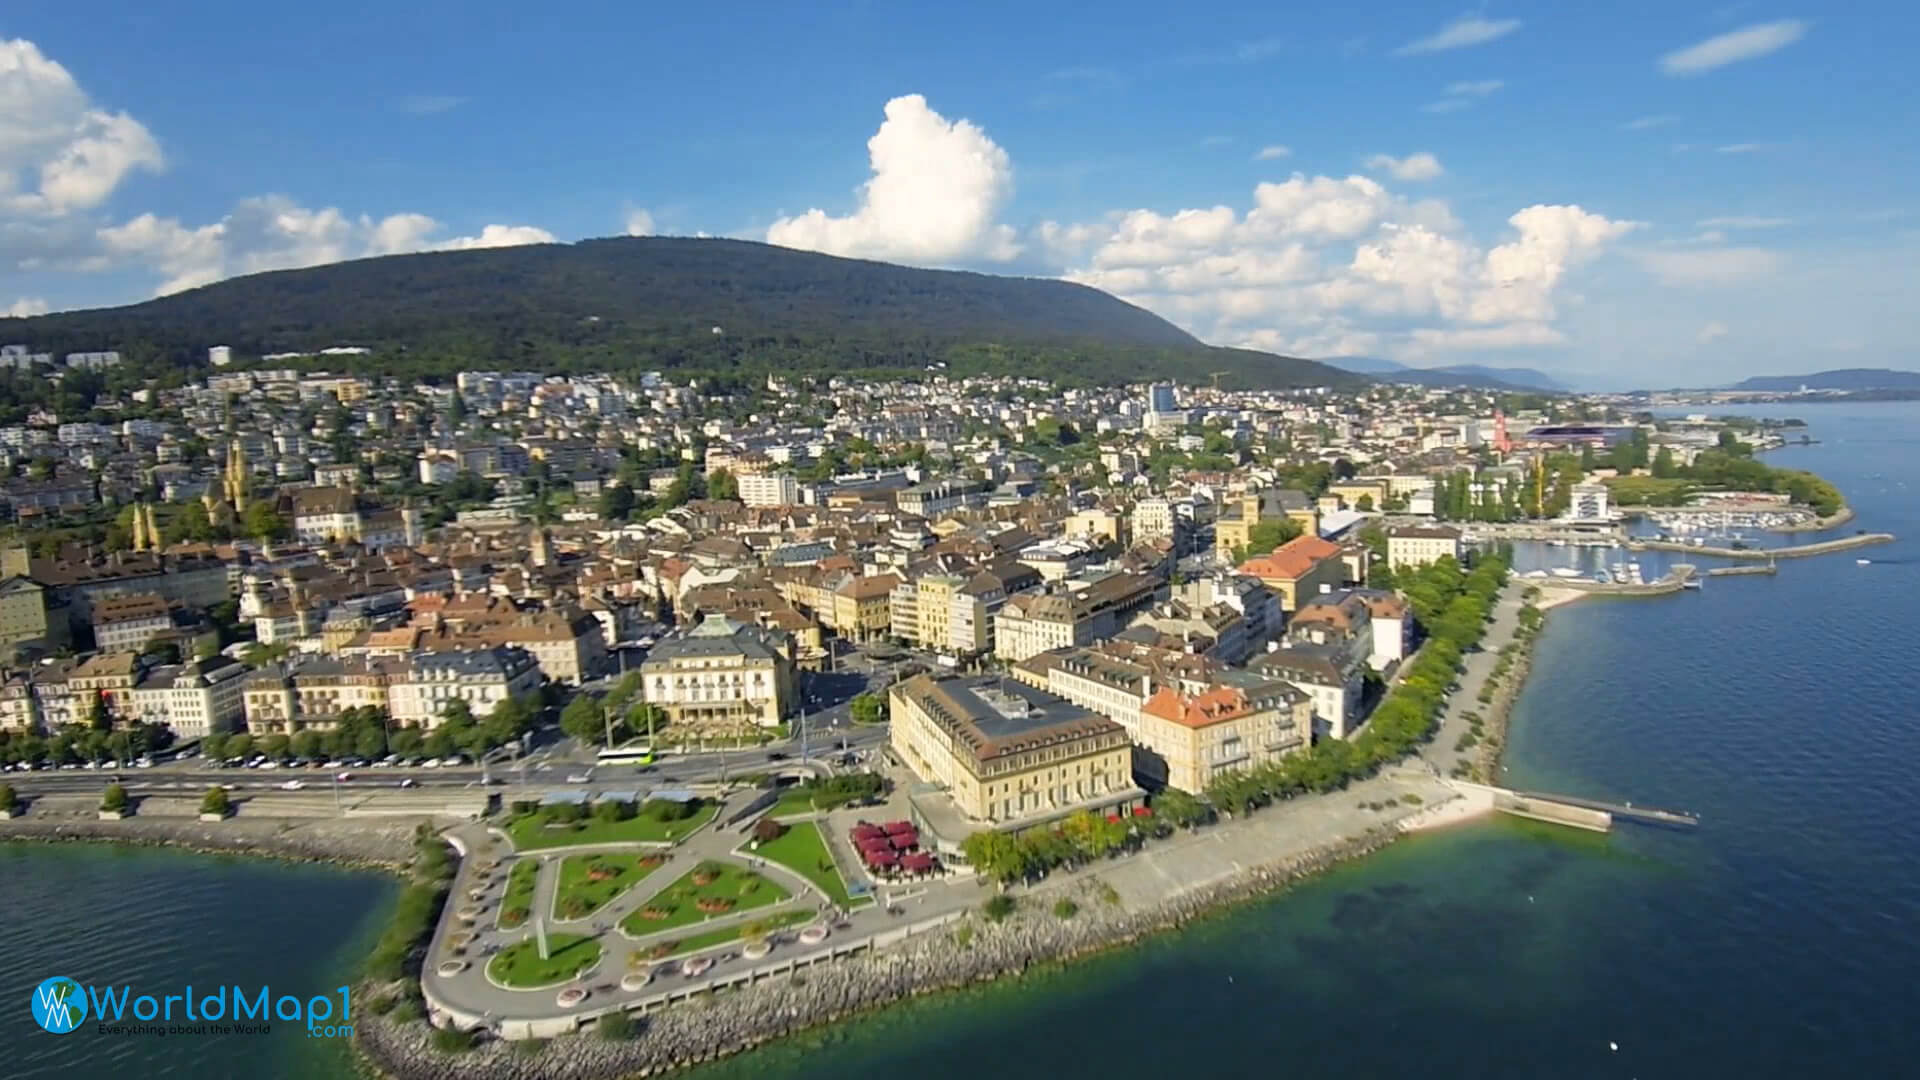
[0,237,1360,390]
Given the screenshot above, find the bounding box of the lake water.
[9,402,1917,1080]
[0,844,397,1079]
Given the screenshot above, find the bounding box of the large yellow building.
[889,673,1140,831]
[1214,488,1320,559]
[640,615,796,733]
[1237,534,1348,611]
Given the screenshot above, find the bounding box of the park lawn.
[487,934,602,989]
[767,788,817,817]
[619,861,790,936]
[664,908,814,956]
[499,859,540,929]
[553,853,662,920]
[755,820,863,908]
[506,801,718,851]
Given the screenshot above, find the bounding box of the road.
[0,726,892,798]
[1420,583,1523,779]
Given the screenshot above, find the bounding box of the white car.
[421,758,440,769]
[279,780,305,791]
[259,760,279,770]
[398,778,417,788]
[336,772,353,782]
[321,760,342,769]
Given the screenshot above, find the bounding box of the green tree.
[598,484,636,521]
[708,468,739,502]
[960,831,1028,886]
[0,782,16,814]
[290,730,323,759]
[260,734,291,760]
[355,725,388,759]
[100,783,129,813]
[1651,446,1677,478]
[241,500,290,542]
[390,727,424,758]
[1245,517,1303,554]
[200,786,230,816]
[86,692,110,732]
[224,733,254,760]
[1152,787,1211,829]
[559,695,608,746]
[849,693,885,726]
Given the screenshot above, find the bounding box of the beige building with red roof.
[1236,534,1347,611]
[1135,677,1312,794]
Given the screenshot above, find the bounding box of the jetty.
[1705,564,1777,577]
[1444,781,1699,833]
[1539,563,1698,596]
[1626,532,1894,560]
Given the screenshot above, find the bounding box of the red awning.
[851,824,884,840]
[882,821,915,835]
[902,853,936,871]
[888,833,915,850]
[866,851,899,866]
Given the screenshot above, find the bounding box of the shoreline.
[352,826,1406,1080]
[0,815,443,873]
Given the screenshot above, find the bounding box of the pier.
[1535,563,1698,596]
[1444,781,1699,833]
[1626,532,1894,560]
[1704,564,1777,577]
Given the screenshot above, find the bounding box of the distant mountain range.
[1322,356,1565,391]
[1730,368,1920,392]
[0,237,1361,391]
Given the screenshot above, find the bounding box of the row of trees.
[1205,554,1506,815]
[558,674,665,748]
[0,721,174,767]
[195,694,549,765]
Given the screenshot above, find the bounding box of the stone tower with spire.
[224,440,250,512]
[530,526,552,569]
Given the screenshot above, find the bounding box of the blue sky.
[2,2,1915,387]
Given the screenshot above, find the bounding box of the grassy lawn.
[506,800,718,851]
[649,909,814,958]
[755,820,862,908]
[767,788,817,817]
[486,934,602,989]
[553,853,663,920]
[499,859,540,929]
[619,860,789,936]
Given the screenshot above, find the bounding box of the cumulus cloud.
[1697,321,1730,343]
[95,195,554,295]
[1253,145,1291,161]
[1040,168,1635,365]
[1660,20,1808,75]
[4,296,49,317]
[1,38,163,215]
[1393,15,1522,55]
[766,94,1018,263]
[1365,152,1445,182]
[624,209,656,236]
[1637,247,1785,285]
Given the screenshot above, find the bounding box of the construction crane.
[1210,371,1230,390]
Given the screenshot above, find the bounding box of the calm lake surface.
[11,402,1917,1080]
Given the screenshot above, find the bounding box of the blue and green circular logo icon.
[31,976,87,1034]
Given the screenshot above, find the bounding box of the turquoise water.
[0,844,397,1079]
[8,403,1917,1079]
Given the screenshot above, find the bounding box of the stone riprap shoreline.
[0,814,447,870]
[354,827,1399,1080]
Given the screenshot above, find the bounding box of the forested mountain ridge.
[0,237,1360,390]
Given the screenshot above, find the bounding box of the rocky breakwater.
[354,827,1400,1080]
[0,811,439,870]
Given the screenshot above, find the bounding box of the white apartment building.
[387,647,543,728]
[737,471,799,507]
[128,658,249,738]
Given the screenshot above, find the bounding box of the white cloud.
[1,38,163,215]
[1444,79,1505,97]
[1715,142,1774,154]
[1660,19,1808,75]
[1419,99,1473,115]
[1697,320,1730,343]
[438,224,555,250]
[1696,216,1791,229]
[624,209,656,236]
[1393,15,1522,56]
[1624,114,1679,130]
[397,95,465,115]
[1041,167,1634,365]
[1365,152,1445,182]
[4,296,48,317]
[1638,247,1785,285]
[1253,145,1291,161]
[766,94,1018,263]
[94,195,554,296]
[1200,134,1234,147]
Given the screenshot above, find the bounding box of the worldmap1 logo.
[31,976,89,1034]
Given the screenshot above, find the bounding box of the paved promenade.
[1421,584,1523,780]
